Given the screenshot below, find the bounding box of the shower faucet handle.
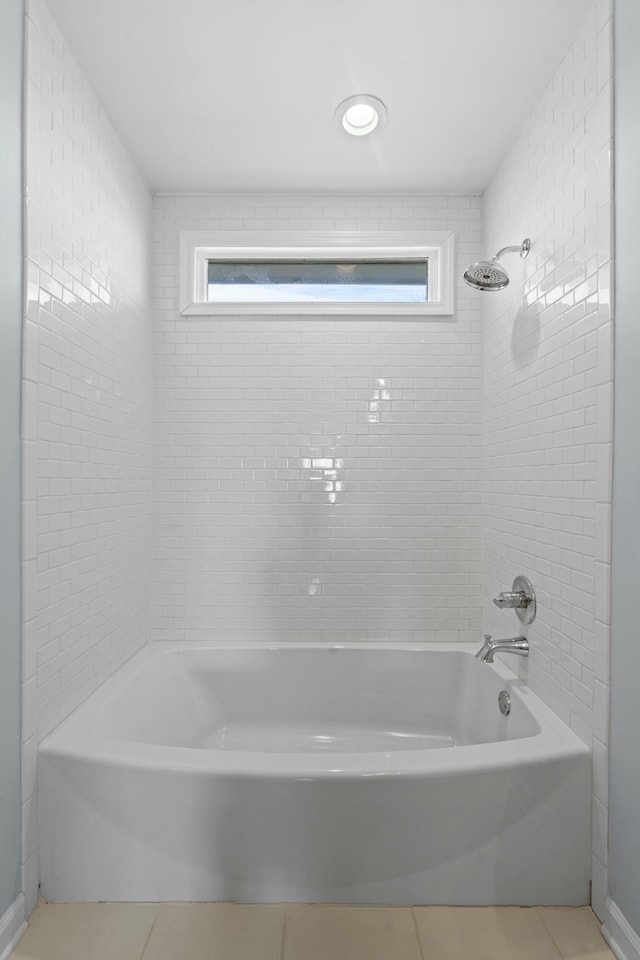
[491,576,537,625]
[492,591,529,610]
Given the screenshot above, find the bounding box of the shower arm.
[494,239,531,261]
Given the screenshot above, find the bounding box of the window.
[207,259,428,304]
[179,231,454,316]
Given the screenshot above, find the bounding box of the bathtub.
[39,642,590,904]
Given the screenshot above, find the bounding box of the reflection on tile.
[141,903,284,960]
[151,199,486,651]
[283,905,421,960]
[414,905,562,960]
[11,902,160,960]
[537,906,615,959]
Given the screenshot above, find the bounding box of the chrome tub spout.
[475,634,529,663]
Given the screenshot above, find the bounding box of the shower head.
[464,237,530,291]
[464,259,510,291]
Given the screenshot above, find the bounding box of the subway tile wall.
[22,0,613,920]
[22,0,153,913]
[481,0,613,918]
[151,195,484,643]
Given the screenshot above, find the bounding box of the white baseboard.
[0,893,26,960]
[603,897,640,960]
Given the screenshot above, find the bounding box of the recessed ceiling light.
[335,95,387,137]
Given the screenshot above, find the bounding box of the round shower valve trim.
[492,576,536,624]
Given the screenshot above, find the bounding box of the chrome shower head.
[464,237,530,291]
[464,259,510,291]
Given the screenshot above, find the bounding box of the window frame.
[178,230,454,317]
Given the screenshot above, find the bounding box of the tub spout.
[475,635,529,663]
[475,635,494,661]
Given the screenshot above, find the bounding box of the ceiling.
[46,0,589,194]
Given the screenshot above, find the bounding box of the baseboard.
[603,897,640,960]
[0,893,26,960]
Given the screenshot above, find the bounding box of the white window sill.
[179,301,454,317]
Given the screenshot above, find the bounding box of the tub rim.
[38,641,590,780]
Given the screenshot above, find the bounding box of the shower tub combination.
[39,642,590,905]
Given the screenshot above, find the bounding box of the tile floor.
[10,902,616,960]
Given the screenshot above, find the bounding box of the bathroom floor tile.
[537,906,616,959]
[10,902,160,960]
[282,904,422,960]
[414,905,563,960]
[140,903,284,960]
[9,902,616,960]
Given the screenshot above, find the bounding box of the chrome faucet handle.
[492,576,537,625]
[493,591,528,609]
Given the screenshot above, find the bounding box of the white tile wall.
[22,0,613,919]
[481,0,613,918]
[22,0,153,913]
[151,195,484,643]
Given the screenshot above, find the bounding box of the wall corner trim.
[603,898,640,960]
[0,893,26,960]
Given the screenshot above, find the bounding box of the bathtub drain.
[498,690,511,716]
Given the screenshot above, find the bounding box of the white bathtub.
[39,642,590,904]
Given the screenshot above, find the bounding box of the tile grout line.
[410,906,426,960]
[138,904,163,960]
[279,903,289,960]
[528,907,564,960]
[536,904,564,956]
[536,905,616,960]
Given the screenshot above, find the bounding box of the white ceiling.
[46,0,588,194]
